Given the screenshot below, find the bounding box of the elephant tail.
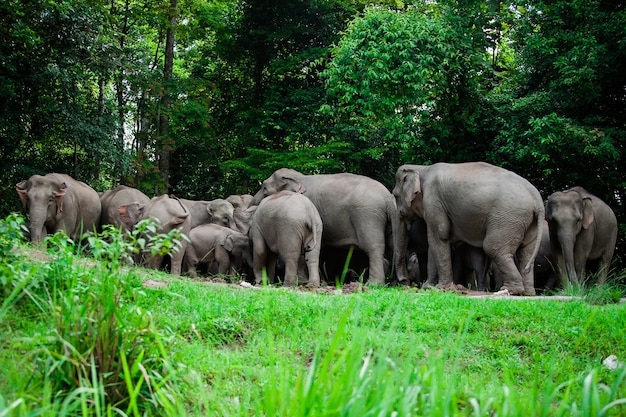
[522,204,545,274]
[304,219,322,253]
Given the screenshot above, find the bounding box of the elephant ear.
[118,202,145,229]
[223,234,235,252]
[53,183,67,213]
[581,197,594,229]
[15,180,30,209]
[404,171,422,208]
[280,175,306,194]
[206,202,215,221]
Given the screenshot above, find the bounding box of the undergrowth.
[0,213,625,416]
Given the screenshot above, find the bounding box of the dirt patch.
[143,279,169,289]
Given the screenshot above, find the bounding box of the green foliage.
[2,235,626,416]
[321,3,493,179]
[0,222,186,415]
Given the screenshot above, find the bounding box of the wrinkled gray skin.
[393,162,544,295]
[100,186,150,231]
[226,194,254,210]
[250,191,323,287]
[546,187,617,285]
[179,198,236,229]
[118,194,191,275]
[184,223,252,278]
[251,168,397,285]
[16,173,101,243]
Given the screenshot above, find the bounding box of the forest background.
[1,0,624,272]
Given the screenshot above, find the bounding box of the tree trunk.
[158,0,178,195]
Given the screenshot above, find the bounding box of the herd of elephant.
[15,162,618,295]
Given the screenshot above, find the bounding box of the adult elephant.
[100,185,150,231]
[546,186,617,286]
[393,162,544,295]
[250,168,397,285]
[250,190,323,287]
[118,194,191,275]
[16,173,101,243]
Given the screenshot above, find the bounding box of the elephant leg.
[426,224,454,289]
[490,253,526,295]
[305,247,321,287]
[596,253,613,285]
[282,256,300,287]
[485,224,528,295]
[170,246,186,276]
[253,240,269,285]
[266,253,277,283]
[422,249,439,288]
[516,240,537,296]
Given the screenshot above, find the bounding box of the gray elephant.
[250,190,323,287]
[16,173,101,243]
[184,224,252,278]
[226,194,254,210]
[118,194,191,275]
[393,162,544,295]
[546,186,617,285]
[179,198,236,229]
[250,168,396,285]
[100,185,150,231]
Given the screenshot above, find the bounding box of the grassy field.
[1,215,625,416]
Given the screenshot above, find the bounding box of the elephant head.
[392,165,424,219]
[546,188,594,284]
[16,175,68,243]
[251,168,306,205]
[207,199,236,229]
[223,231,253,269]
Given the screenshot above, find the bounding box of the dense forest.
[1,0,624,270]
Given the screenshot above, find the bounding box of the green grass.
[1,214,625,416]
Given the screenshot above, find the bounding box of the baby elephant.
[184,224,252,278]
[250,190,323,287]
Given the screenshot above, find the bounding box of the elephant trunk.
[557,230,578,285]
[250,189,265,206]
[393,216,410,283]
[28,206,50,243]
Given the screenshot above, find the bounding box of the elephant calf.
[184,224,252,278]
[250,190,323,287]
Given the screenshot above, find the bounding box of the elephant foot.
[436,282,458,291]
[522,288,536,296]
[500,284,526,296]
[421,281,436,290]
